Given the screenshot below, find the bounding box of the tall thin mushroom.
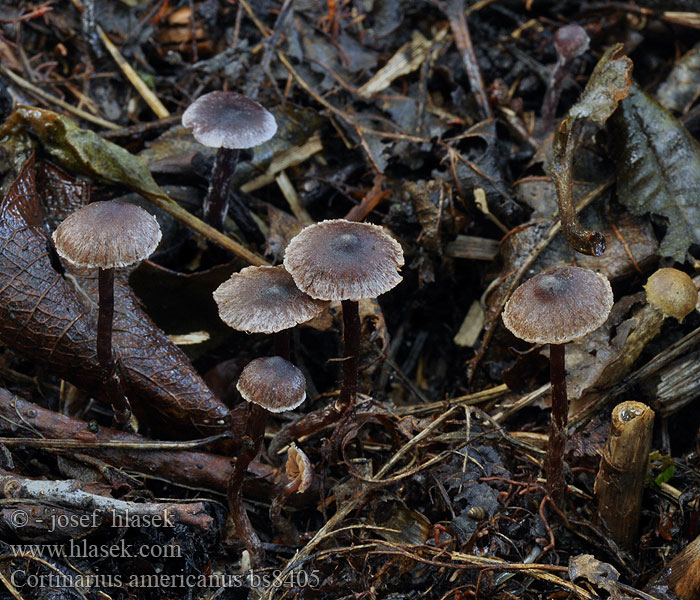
[52,201,162,426]
[502,266,613,502]
[182,91,277,231]
[283,219,404,411]
[227,356,306,565]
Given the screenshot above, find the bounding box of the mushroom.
[269,443,315,543]
[226,356,306,565]
[52,201,161,426]
[283,219,404,411]
[644,267,698,322]
[502,266,613,501]
[213,265,328,359]
[538,23,589,135]
[182,91,277,231]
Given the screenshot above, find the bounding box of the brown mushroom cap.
[553,24,589,61]
[286,444,314,493]
[644,267,698,322]
[502,266,613,345]
[283,219,404,301]
[213,266,329,334]
[181,91,277,149]
[236,356,306,413]
[52,201,162,269]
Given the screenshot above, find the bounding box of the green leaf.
[611,84,700,261]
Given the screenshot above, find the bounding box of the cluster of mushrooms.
[213,218,404,563]
[48,88,698,566]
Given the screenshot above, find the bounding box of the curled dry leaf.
[569,554,624,600]
[612,83,700,261]
[0,156,231,434]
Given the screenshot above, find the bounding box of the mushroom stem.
[339,299,360,410]
[97,268,131,426]
[203,147,240,231]
[273,330,291,361]
[269,477,301,544]
[545,343,568,503]
[226,402,267,566]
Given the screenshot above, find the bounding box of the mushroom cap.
[644,267,698,322]
[213,266,329,334]
[52,201,162,269]
[181,91,277,149]
[283,219,404,301]
[502,266,613,345]
[236,356,306,413]
[553,24,589,60]
[286,444,314,493]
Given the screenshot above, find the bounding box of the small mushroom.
[538,23,589,135]
[213,265,328,359]
[226,356,306,565]
[269,444,315,543]
[644,267,698,322]
[52,201,161,426]
[502,266,613,501]
[283,219,404,410]
[182,91,277,231]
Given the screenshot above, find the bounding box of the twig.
[0,472,214,532]
[266,405,462,599]
[0,433,230,450]
[441,0,492,120]
[96,25,170,119]
[0,66,119,130]
[277,52,384,173]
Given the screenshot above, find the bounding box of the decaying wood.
[646,534,700,600]
[594,401,654,549]
[0,388,253,495]
[0,471,214,535]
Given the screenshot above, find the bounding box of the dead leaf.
[0,106,167,203]
[0,156,231,435]
[568,44,633,125]
[569,554,626,600]
[656,41,700,113]
[612,83,700,261]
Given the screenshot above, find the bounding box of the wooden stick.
[594,401,654,548]
[96,25,170,119]
[0,66,119,131]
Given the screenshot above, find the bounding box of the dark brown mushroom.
[502,266,613,501]
[283,219,404,410]
[52,201,161,426]
[213,265,328,359]
[182,91,277,231]
[226,356,306,565]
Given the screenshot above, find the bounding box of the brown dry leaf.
[0,156,230,435]
[569,295,665,415]
[569,554,626,600]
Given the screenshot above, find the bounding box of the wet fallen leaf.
[567,44,633,126]
[656,42,700,113]
[0,106,167,202]
[612,83,700,261]
[0,156,231,435]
